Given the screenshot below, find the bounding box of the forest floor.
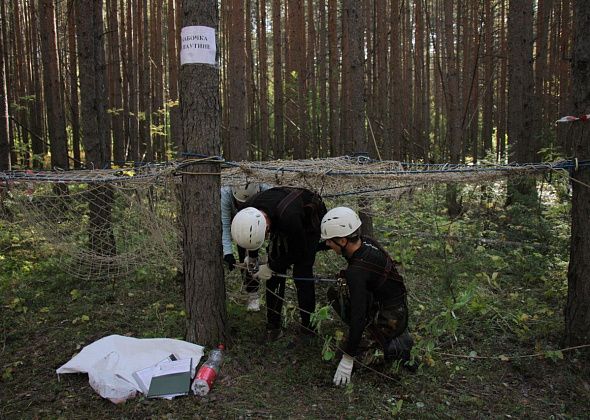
[1,180,590,419]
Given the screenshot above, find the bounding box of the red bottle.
[191,344,225,396]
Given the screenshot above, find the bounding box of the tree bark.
[168,0,181,156]
[180,0,227,347]
[106,0,125,164]
[67,2,82,168]
[0,0,9,170]
[272,0,284,157]
[227,0,247,160]
[257,0,270,160]
[39,0,69,171]
[76,0,115,257]
[565,0,590,348]
[328,0,339,156]
[506,0,536,204]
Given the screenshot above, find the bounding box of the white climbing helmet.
[231,183,262,203]
[231,207,267,250]
[320,207,362,240]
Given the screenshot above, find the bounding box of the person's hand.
[253,264,274,281]
[333,354,354,386]
[223,254,236,271]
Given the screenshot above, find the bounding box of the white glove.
[253,264,274,281]
[333,354,354,386]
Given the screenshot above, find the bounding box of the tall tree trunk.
[168,0,181,156]
[257,0,270,160]
[68,2,81,168]
[76,0,115,257]
[180,0,227,347]
[375,0,388,159]
[327,0,339,156]
[339,1,351,154]
[496,0,507,161]
[565,0,590,348]
[39,0,69,171]
[557,0,572,151]
[25,2,44,168]
[306,0,317,157]
[481,0,494,157]
[444,0,462,217]
[0,0,10,170]
[227,0,247,160]
[506,0,536,204]
[534,0,553,151]
[128,0,139,161]
[245,0,256,159]
[318,0,328,157]
[389,0,402,160]
[139,0,151,161]
[106,0,125,164]
[272,0,284,158]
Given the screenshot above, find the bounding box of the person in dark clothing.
[320,207,414,386]
[231,187,327,341]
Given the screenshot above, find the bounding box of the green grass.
[1,180,589,419]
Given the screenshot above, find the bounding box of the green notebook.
[147,358,192,398]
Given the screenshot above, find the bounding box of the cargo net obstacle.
[0,155,574,281]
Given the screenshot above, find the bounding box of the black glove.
[223,254,236,271]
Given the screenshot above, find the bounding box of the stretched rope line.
[439,343,590,361]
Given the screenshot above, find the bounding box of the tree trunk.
[0,0,9,170]
[506,0,536,205]
[180,0,227,347]
[328,0,339,156]
[565,0,590,348]
[30,1,46,165]
[139,0,151,161]
[257,0,270,160]
[168,0,182,156]
[76,0,115,257]
[106,0,125,164]
[272,0,284,158]
[481,0,494,157]
[389,0,402,160]
[318,0,328,156]
[67,2,82,168]
[227,0,247,160]
[39,0,69,171]
[444,0,462,217]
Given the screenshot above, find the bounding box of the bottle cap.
[218,343,225,350]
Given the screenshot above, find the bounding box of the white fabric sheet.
[56,334,204,403]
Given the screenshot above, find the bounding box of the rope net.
[0,156,572,281]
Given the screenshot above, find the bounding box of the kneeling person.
[320,207,414,386]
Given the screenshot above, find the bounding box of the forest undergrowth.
[1,177,589,419]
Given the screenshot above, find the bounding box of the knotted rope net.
[0,156,573,281]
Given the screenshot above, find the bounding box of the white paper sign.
[180,26,216,65]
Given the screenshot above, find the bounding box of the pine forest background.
[0,0,576,170]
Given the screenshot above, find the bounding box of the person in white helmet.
[231,187,327,341]
[320,207,415,387]
[221,182,269,311]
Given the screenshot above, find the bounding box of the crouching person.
[320,207,415,386]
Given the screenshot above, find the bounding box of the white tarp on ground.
[56,334,204,404]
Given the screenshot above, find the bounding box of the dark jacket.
[343,237,407,356]
[243,187,327,273]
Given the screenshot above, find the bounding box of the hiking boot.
[266,328,283,342]
[246,293,260,312]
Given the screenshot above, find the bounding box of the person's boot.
[247,292,260,312]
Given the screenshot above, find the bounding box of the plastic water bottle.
[191,344,225,396]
